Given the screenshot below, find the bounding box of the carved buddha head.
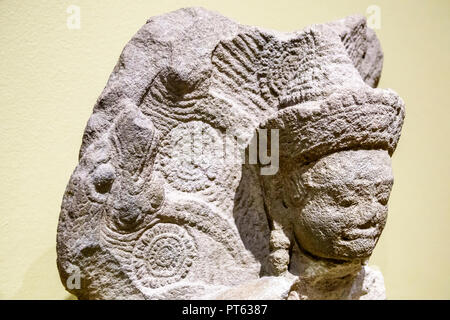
[260,87,404,272]
[288,149,393,260]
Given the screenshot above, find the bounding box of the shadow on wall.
[12,246,76,300]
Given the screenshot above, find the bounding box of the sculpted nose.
[357,203,380,227]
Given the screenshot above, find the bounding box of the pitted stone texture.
[57,7,404,300]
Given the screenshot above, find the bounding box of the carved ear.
[328,15,383,87]
[110,105,159,178]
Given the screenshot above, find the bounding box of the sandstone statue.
[56,7,405,300]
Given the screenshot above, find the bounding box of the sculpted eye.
[377,193,389,206]
[338,197,356,208]
[93,164,116,194]
[376,183,392,206]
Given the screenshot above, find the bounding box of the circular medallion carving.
[133,223,196,288]
[158,121,226,193]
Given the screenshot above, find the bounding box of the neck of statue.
[286,241,366,299]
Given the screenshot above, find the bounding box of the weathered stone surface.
[56,7,405,300]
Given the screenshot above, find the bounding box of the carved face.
[290,149,393,261]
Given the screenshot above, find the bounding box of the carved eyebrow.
[373,179,394,186]
[306,178,393,190]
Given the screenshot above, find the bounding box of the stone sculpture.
[56,7,405,300]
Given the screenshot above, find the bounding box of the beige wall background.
[0,0,449,299]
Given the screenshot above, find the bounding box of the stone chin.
[291,149,393,261]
